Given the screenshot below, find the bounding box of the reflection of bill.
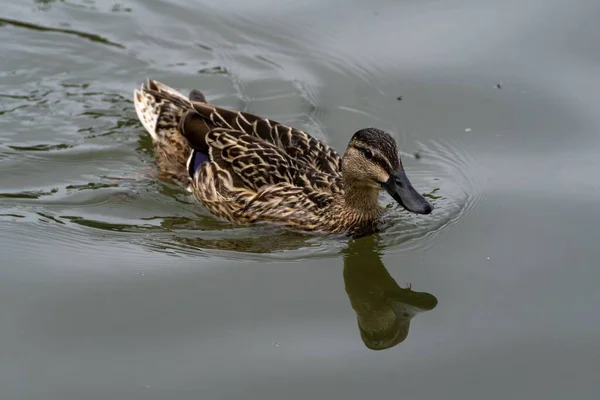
[342,236,438,350]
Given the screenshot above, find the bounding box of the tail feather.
[133,79,191,141]
[133,85,159,140]
[133,79,202,184]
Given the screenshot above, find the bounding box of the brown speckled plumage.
[134,79,430,236]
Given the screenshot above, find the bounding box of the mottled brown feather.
[186,102,343,179]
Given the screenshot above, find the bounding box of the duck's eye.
[363,148,373,159]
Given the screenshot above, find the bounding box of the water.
[1,0,599,398]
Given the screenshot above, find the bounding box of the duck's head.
[341,128,433,215]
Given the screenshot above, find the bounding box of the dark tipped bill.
[382,170,433,215]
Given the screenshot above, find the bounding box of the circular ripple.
[378,137,484,251]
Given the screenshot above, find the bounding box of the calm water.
[1,0,600,398]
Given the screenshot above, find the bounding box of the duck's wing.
[188,129,341,230]
[183,100,342,177]
[189,127,342,195]
[192,162,337,231]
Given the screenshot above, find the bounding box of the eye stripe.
[352,145,394,172]
[372,155,393,173]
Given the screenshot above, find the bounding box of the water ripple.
[0,3,485,262]
[379,137,484,251]
[0,17,124,49]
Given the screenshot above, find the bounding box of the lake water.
[1,0,599,399]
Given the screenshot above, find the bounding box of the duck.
[133,79,432,237]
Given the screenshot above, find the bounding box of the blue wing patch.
[187,149,210,177]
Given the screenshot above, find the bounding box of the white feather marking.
[213,110,233,129]
[185,149,194,175]
[235,116,244,132]
[237,112,251,126]
[134,80,192,142]
[133,89,159,140]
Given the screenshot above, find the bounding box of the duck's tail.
[134,79,193,140]
[133,79,206,184]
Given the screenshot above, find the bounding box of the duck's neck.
[342,181,383,220]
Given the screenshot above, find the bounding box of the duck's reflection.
[120,206,437,350]
[342,236,438,350]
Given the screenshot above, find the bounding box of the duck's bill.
[383,170,433,215]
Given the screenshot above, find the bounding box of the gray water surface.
[1,0,600,399]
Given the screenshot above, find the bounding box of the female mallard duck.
[133,79,432,236]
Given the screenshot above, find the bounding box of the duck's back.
[185,98,342,179]
[189,126,342,194]
[136,80,342,182]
